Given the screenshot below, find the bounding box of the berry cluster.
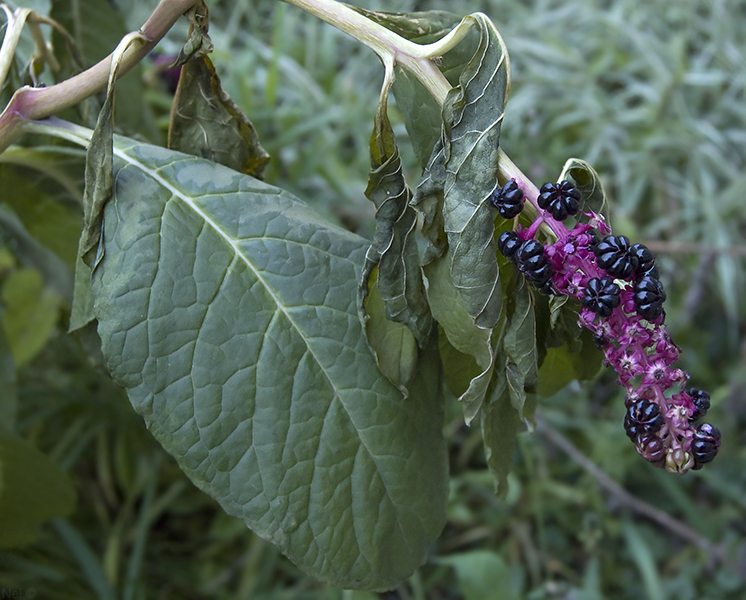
[490,178,720,474]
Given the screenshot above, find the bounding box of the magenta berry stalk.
[495,173,720,474]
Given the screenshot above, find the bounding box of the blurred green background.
[1,0,745,597]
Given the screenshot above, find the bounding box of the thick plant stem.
[0,0,199,153]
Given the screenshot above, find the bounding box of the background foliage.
[1,0,746,597]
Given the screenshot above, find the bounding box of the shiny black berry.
[497,230,522,263]
[538,180,582,221]
[688,388,711,421]
[581,276,621,318]
[593,333,609,348]
[490,180,524,219]
[624,399,664,439]
[635,432,666,466]
[516,239,554,286]
[630,243,659,280]
[593,235,639,279]
[634,276,666,320]
[691,423,721,469]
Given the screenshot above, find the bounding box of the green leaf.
[0,324,17,432]
[557,158,609,220]
[441,14,510,329]
[0,432,76,547]
[0,204,73,303]
[424,253,494,423]
[441,550,519,600]
[411,138,448,265]
[363,9,480,168]
[480,372,520,499]
[168,55,270,179]
[359,82,432,350]
[501,273,537,424]
[1,268,62,367]
[90,138,448,591]
[359,269,418,395]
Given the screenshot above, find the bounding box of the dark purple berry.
[593,235,639,279]
[630,243,659,280]
[516,239,554,286]
[581,276,621,318]
[691,423,720,469]
[593,333,609,348]
[538,180,582,221]
[624,399,663,439]
[688,388,711,421]
[490,180,524,219]
[497,230,522,263]
[634,276,666,320]
[635,433,666,466]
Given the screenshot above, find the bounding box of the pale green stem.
[0,0,199,153]
[0,6,32,90]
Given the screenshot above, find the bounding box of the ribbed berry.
[624,399,664,439]
[630,243,659,280]
[688,388,711,421]
[497,230,522,263]
[634,276,666,320]
[538,180,582,221]
[581,276,621,318]
[636,433,666,466]
[691,423,721,469]
[490,180,524,219]
[593,235,639,279]
[516,239,554,286]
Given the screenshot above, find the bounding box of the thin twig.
[534,415,728,565]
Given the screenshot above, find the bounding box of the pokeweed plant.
[0,0,721,591]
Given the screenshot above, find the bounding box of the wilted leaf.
[0,431,76,547]
[359,81,432,351]
[361,9,480,168]
[168,54,270,179]
[501,272,537,423]
[441,14,510,329]
[410,138,447,264]
[90,138,448,591]
[481,368,521,499]
[359,269,418,395]
[424,253,494,423]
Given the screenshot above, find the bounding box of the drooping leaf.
[1,268,62,367]
[410,138,447,264]
[501,272,537,424]
[0,431,76,547]
[441,14,510,329]
[480,366,520,499]
[437,328,482,400]
[557,158,609,219]
[424,253,494,424]
[168,54,270,179]
[359,81,432,352]
[359,9,480,167]
[89,137,448,591]
[359,269,418,395]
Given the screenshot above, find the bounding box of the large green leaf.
[441,14,510,329]
[88,138,448,591]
